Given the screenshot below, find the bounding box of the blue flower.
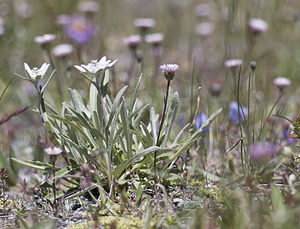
[228,102,248,124]
[283,128,295,144]
[195,113,209,133]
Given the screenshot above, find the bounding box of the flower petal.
[74,65,87,73]
[24,63,32,78]
[108,59,118,68]
[39,63,50,77]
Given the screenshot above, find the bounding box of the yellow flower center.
[72,21,86,31]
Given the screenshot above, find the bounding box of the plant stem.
[95,73,114,198]
[154,80,171,182]
[52,159,57,215]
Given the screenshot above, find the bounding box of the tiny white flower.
[45,147,62,156]
[74,56,118,74]
[24,63,50,81]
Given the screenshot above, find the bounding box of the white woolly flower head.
[24,62,50,81]
[74,56,118,74]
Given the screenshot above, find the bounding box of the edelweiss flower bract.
[24,63,50,81]
[74,56,118,74]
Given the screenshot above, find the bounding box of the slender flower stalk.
[45,147,62,215]
[154,64,179,181]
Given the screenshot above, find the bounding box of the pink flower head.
[45,147,62,156]
[53,44,73,57]
[145,33,164,45]
[224,59,243,68]
[134,18,155,30]
[123,35,142,49]
[273,77,291,91]
[160,64,179,81]
[248,18,268,33]
[34,34,56,47]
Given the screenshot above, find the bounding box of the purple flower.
[228,102,248,124]
[64,15,96,45]
[249,142,280,162]
[283,124,296,144]
[195,113,209,134]
[160,64,179,81]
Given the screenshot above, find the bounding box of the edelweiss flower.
[24,63,50,81]
[74,56,118,74]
